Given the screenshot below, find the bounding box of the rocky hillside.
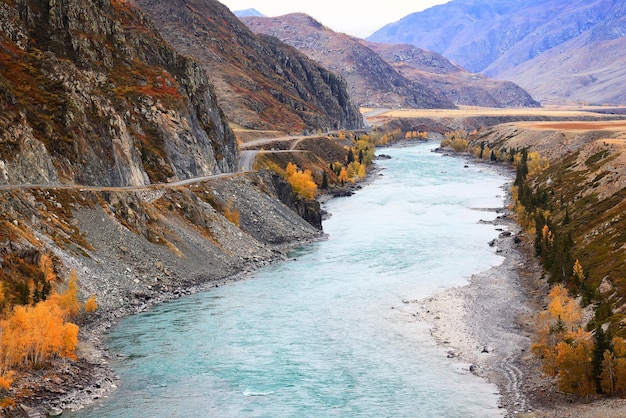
[241,13,455,109]
[0,0,237,187]
[368,0,626,105]
[464,120,626,332]
[129,0,363,132]
[0,0,356,412]
[0,169,325,413]
[364,41,539,108]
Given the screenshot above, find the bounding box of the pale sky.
[219,0,450,38]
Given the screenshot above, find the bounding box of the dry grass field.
[365,105,626,120]
[514,119,626,131]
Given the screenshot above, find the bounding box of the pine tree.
[593,326,611,392]
[347,148,354,164]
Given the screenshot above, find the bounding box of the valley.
[1,0,626,416]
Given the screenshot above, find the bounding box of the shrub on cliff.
[285,162,317,199]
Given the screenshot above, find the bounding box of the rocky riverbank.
[1,171,329,417]
[407,167,626,417]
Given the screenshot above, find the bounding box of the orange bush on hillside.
[223,198,241,227]
[84,295,98,313]
[0,270,81,392]
[529,281,626,397]
[285,163,317,199]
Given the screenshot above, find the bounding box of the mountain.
[0,0,237,187]
[234,8,264,17]
[241,13,455,109]
[368,0,626,105]
[129,0,363,132]
[363,41,539,108]
[241,13,538,108]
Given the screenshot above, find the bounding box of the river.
[75,143,508,417]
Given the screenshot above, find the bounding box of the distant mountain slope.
[364,42,539,108]
[234,8,264,17]
[241,13,537,108]
[241,13,455,109]
[130,0,363,132]
[368,0,626,104]
[498,33,626,105]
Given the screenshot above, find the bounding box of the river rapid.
[75,143,509,417]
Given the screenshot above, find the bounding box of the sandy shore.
[410,185,626,417]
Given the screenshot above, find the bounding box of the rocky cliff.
[129,0,363,132]
[0,0,238,187]
[0,1,332,413]
[241,13,455,109]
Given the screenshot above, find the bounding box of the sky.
[219,0,450,38]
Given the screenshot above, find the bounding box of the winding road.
[0,134,314,192]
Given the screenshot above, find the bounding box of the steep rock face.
[241,13,455,109]
[364,42,539,108]
[368,0,626,104]
[130,0,363,132]
[270,172,322,230]
[0,0,237,187]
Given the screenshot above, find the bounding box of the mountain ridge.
[241,12,538,108]
[129,0,363,132]
[368,0,626,104]
[242,13,456,109]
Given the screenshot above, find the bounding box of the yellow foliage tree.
[554,328,596,396]
[599,337,626,395]
[546,284,582,326]
[0,295,79,388]
[532,284,593,394]
[0,265,87,394]
[84,295,98,313]
[285,162,317,199]
[601,350,617,395]
[47,271,81,320]
[39,254,57,283]
[572,259,585,286]
[338,167,349,184]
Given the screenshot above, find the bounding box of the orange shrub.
[285,163,317,199]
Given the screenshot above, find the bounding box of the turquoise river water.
[75,143,509,417]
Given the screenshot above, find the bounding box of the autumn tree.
[572,259,585,287]
[0,272,81,392]
[47,270,80,319]
[532,284,594,395]
[338,167,348,185]
[285,162,317,199]
[84,295,98,313]
[553,328,596,396]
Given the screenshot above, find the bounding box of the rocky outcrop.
[269,172,322,230]
[241,13,455,109]
[130,0,364,132]
[0,0,237,187]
